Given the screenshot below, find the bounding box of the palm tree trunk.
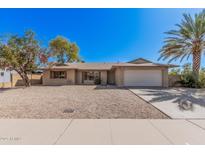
[192,51,201,78]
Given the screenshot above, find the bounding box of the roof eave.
[40,67,77,70]
[77,68,112,71]
[166,64,179,68]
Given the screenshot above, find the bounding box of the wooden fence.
[168,75,181,87]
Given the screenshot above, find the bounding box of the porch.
[42,69,116,86]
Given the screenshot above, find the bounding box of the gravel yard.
[0,86,168,119]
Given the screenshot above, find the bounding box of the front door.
[82,71,101,84]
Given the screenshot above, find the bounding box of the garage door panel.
[124,70,162,86]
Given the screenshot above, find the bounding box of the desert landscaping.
[0,86,168,119]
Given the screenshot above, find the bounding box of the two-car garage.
[123,69,162,87]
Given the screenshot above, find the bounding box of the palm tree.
[159,10,205,78]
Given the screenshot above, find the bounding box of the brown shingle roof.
[41,58,178,70]
[41,62,177,70]
[128,58,178,67]
[68,63,113,70]
[128,58,153,64]
[113,63,177,67]
[42,63,113,70]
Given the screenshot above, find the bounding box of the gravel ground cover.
[0,85,168,119]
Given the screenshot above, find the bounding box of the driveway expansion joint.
[53,119,73,145]
[186,119,205,131]
[148,120,174,145]
[108,119,114,145]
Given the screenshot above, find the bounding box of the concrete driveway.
[129,88,205,119]
[1,119,205,145]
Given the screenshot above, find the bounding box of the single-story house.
[42,58,177,87]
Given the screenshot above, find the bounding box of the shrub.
[178,63,205,88]
[169,68,181,75]
[197,71,205,88]
[180,72,197,88]
[180,71,205,88]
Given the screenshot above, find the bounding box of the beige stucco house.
[42,58,176,87]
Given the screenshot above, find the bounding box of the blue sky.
[0,8,204,67]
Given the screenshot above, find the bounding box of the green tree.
[201,67,205,72]
[181,63,192,74]
[159,10,205,79]
[49,36,80,64]
[169,68,181,75]
[0,30,45,87]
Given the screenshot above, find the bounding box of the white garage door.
[124,70,162,87]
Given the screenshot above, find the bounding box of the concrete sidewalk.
[0,119,205,145]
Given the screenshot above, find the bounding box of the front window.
[84,72,94,81]
[0,72,4,77]
[50,71,66,79]
[83,71,101,84]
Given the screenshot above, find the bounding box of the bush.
[169,68,181,75]
[197,71,205,88]
[180,71,205,88]
[171,63,205,88]
[180,73,197,88]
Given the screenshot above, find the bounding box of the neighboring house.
[42,58,177,87]
[0,69,42,88]
[0,69,12,88]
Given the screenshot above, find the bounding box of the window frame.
[50,71,67,79]
[0,72,4,77]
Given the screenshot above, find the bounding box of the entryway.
[82,71,101,84]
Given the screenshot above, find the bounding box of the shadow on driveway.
[134,88,205,110]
